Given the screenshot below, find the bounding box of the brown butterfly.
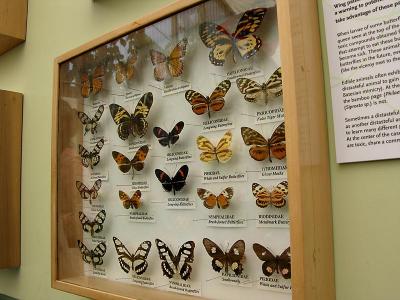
[112,145,149,175]
[77,105,104,135]
[241,123,286,162]
[253,244,291,279]
[115,49,137,84]
[81,66,104,98]
[75,179,102,205]
[197,187,233,209]
[150,38,188,82]
[185,80,231,118]
[77,240,107,268]
[78,210,106,237]
[252,181,288,208]
[203,238,245,275]
[78,138,104,169]
[118,190,141,209]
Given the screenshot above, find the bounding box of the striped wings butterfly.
[112,145,149,176]
[113,237,151,275]
[241,122,286,162]
[154,165,189,195]
[115,49,137,84]
[185,80,231,118]
[197,187,233,209]
[153,121,184,148]
[81,65,104,98]
[199,8,267,66]
[252,181,288,208]
[202,238,245,275]
[78,138,104,169]
[118,190,142,209]
[77,105,104,135]
[253,244,291,279]
[236,67,282,104]
[75,179,102,205]
[109,92,153,140]
[196,130,232,163]
[78,210,106,237]
[77,240,107,268]
[149,38,188,82]
[155,239,195,281]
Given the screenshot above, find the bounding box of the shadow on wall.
[0,295,17,300]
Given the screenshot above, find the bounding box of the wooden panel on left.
[0,90,23,269]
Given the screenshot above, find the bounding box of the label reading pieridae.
[162,82,191,96]
[257,275,292,294]
[165,150,193,164]
[255,107,285,124]
[207,213,247,228]
[259,161,287,180]
[167,279,201,296]
[202,170,247,184]
[167,197,196,209]
[220,271,252,287]
[202,115,234,132]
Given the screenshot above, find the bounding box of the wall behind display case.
[0,0,398,300]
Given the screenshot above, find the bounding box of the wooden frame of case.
[51,0,335,299]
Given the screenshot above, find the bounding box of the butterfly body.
[252,181,288,208]
[155,239,195,280]
[112,145,149,176]
[197,187,233,209]
[76,179,102,205]
[253,244,291,279]
[109,92,153,140]
[113,237,151,275]
[81,66,104,98]
[203,238,245,275]
[77,240,107,268]
[78,139,104,169]
[119,190,142,209]
[77,105,104,135]
[153,121,184,148]
[196,130,232,163]
[154,165,189,195]
[79,210,106,237]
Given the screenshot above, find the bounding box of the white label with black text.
[167,279,201,296]
[162,82,191,96]
[258,275,292,293]
[203,170,247,184]
[259,161,287,180]
[255,107,285,124]
[167,197,195,209]
[165,150,193,164]
[202,115,234,132]
[208,213,247,228]
[220,271,252,287]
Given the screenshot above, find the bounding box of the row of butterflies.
[81,7,272,96]
[77,237,291,281]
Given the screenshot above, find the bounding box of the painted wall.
[0,0,398,299]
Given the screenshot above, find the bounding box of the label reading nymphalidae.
[129,211,156,223]
[167,279,201,296]
[125,90,143,102]
[167,197,196,210]
[165,150,193,164]
[202,115,234,132]
[257,212,289,228]
[259,161,287,180]
[255,107,285,124]
[257,275,292,294]
[202,170,247,184]
[89,171,109,182]
[220,271,252,287]
[207,213,247,228]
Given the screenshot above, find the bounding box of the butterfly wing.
[92,242,107,268]
[131,145,149,171]
[175,241,195,280]
[215,131,233,163]
[109,104,132,140]
[227,240,246,275]
[155,239,177,279]
[271,181,288,208]
[277,247,291,279]
[93,210,106,233]
[241,127,269,161]
[77,240,93,264]
[169,121,184,146]
[89,179,102,201]
[81,73,91,98]
[150,49,168,81]
[252,183,272,208]
[185,90,209,116]
[78,145,90,168]
[90,138,104,167]
[269,122,286,161]
[236,78,265,103]
[91,66,104,95]
[132,240,152,275]
[126,51,137,81]
[113,236,134,273]
[119,190,142,209]
[153,127,170,147]
[78,211,93,235]
[264,67,283,100]
[197,188,217,209]
[77,111,92,135]
[115,62,127,84]
[208,80,231,113]
[76,181,90,199]
[197,135,217,162]
[252,243,278,277]
[172,165,189,194]
[112,151,132,173]
[155,169,173,193]
[217,187,233,209]
[167,38,188,78]
[132,92,153,137]
[202,238,227,273]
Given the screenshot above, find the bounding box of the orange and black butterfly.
[154,165,189,195]
[81,66,104,98]
[197,187,233,209]
[185,80,231,118]
[78,138,104,169]
[118,190,142,209]
[75,179,102,205]
[153,121,184,148]
[150,38,188,82]
[109,92,153,140]
[199,8,267,66]
[252,181,288,208]
[77,105,104,135]
[77,240,107,268]
[241,123,286,162]
[253,244,291,279]
[203,238,245,275]
[78,210,106,237]
[115,49,137,84]
[112,145,149,176]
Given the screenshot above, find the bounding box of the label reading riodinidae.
[165,150,193,164]
[203,170,247,184]
[167,197,196,210]
[202,115,234,132]
[258,275,292,294]
[162,82,191,96]
[208,213,247,228]
[259,161,287,180]
[220,271,252,287]
[129,211,155,223]
[255,107,284,124]
[167,279,201,296]
[257,212,289,228]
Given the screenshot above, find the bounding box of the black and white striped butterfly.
[75,179,102,205]
[77,240,107,268]
[155,239,195,281]
[77,105,104,135]
[78,210,106,237]
[113,237,152,275]
[78,138,104,169]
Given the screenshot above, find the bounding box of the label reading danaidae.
[165,150,193,164]
[258,275,292,293]
[257,213,289,228]
[131,274,156,287]
[220,271,252,287]
[255,107,285,124]
[131,181,150,192]
[89,171,108,182]
[125,91,143,102]
[162,82,191,96]
[259,161,287,180]
[129,211,155,223]
[167,279,201,296]
[207,213,247,228]
[202,170,247,184]
[167,197,196,209]
[202,116,234,132]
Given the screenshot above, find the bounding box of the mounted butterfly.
[112,145,149,177]
[75,179,102,205]
[253,244,291,279]
[197,130,232,163]
[78,138,104,169]
[77,240,107,269]
[77,105,104,135]
[154,165,189,195]
[153,121,184,148]
[115,48,137,84]
[118,190,142,209]
[197,187,233,209]
[81,65,104,98]
[252,181,288,208]
[78,210,106,237]
[113,237,151,275]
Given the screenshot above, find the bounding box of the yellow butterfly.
[196,131,232,163]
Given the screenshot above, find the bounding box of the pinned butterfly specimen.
[154,165,189,195]
[196,130,232,163]
[115,49,137,84]
[112,145,149,176]
[202,238,245,275]
[185,80,231,118]
[252,181,288,208]
[155,239,195,281]
[75,179,102,205]
[199,8,267,66]
[253,244,291,279]
[118,190,142,209]
[78,210,106,237]
[113,237,151,275]
[197,187,233,209]
[236,67,283,104]
[81,65,104,98]
[78,138,105,169]
[153,121,184,148]
[109,92,153,140]
[241,122,286,162]
[77,240,107,268]
[150,38,188,82]
[77,105,104,135]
